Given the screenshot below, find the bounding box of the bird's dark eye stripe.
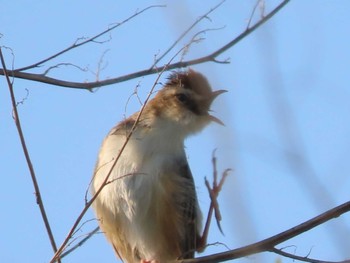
[175,93,200,115]
[175,93,188,103]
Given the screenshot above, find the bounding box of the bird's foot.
[140,260,159,263]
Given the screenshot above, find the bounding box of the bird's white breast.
[91,122,189,260]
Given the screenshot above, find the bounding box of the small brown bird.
[91,69,226,263]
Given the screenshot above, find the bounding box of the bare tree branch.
[0,48,60,262]
[180,201,350,263]
[0,0,290,90]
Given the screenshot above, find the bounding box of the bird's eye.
[175,93,188,103]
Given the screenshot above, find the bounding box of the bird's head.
[147,69,226,135]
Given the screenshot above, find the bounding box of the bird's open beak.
[208,89,227,126]
[209,114,225,126]
[211,89,227,101]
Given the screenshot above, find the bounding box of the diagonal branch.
[180,201,350,263]
[0,0,290,90]
[0,48,60,262]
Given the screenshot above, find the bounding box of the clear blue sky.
[1,1,349,262]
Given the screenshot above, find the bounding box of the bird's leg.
[140,260,159,263]
[197,151,231,252]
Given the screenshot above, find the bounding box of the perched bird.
[91,69,226,263]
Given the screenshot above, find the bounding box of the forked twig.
[199,150,231,250]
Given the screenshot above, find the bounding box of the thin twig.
[270,247,350,263]
[93,49,110,82]
[0,0,290,89]
[43,63,88,76]
[14,5,164,72]
[182,26,227,62]
[246,0,264,29]
[150,0,226,68]
[0,48,60,262]
[60,227,100,259]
